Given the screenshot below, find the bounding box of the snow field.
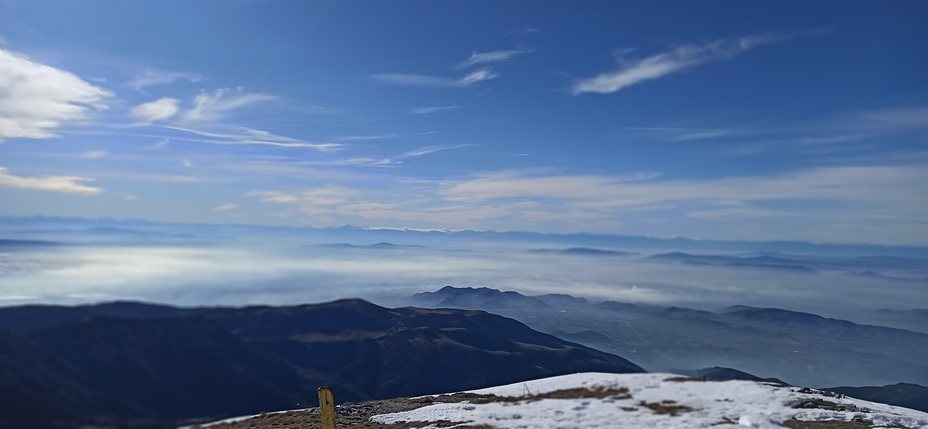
[371,373,928,429]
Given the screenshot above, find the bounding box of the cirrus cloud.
[182,87,274,123]
[572,32,815,95]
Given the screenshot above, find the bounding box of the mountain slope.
[197,373,928,429]
[0,299,642,426]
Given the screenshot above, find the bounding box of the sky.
[1,1,927,245]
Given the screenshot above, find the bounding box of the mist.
[2,218,925,324]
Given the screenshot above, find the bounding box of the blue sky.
[1,1,927,244]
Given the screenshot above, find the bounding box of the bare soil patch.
[192,386,632,429]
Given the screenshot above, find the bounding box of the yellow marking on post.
[318,386,336,429]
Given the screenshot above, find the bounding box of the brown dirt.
[638,399,693,416]
[664,376,716,382]
[783,419,872,429]
[190,386,633,429]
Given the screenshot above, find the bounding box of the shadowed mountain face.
[684,366,788,386]
[0,299,642,426]
[824,383,928,413]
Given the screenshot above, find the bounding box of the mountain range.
[408,286,928,389]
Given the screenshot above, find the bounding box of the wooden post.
[318,386,336,429]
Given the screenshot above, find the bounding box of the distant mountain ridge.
[648,252,819,273]
[527,247,636,256]
[407,286,928,390]
[5,215,928,258]
[321,242,425,249]
[0,299,642,427]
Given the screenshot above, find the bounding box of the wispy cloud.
[335,131,436,141]
[182,87,274,122]
[336,144,469,167]
[213,203,237,211]
[130,97,179,123]
[181,158,193,168]
[456,47,534,69]
[242,160,928,242]
[370,69,498,88]
[0,166,102,194]
[400,144,469,158]
[336,135,395,142]
[163,125,342,151]
[624,126,757,141]
[83,150,108,158]
[443,166,926,218]
[865,107,928,129]
[572,32,811,95]
[410,106,461,114]
[335,157,397,167]
[506,25,538,36]
[129,67,200,91]
[0,48,111,140]
[457,69,498,86]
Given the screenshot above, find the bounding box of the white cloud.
[410,106,461,114]
[457,47,534,68]
[83,150,108,158]
[865,107,928,129]
[0,166,102,194]
[248,191,299,204]
[457,69,498,86]
[129,67,200,91]
[337,134,395,141]
[243,162,928,242]
[400,144,469,158]
[250,186,512,227]
[0,48,111,140]
[334,145,468,167]
[370,69,498,88]
[572,33,800,95]
[624,126,757,141]
[442,166,927,218]
[182,87,274,123]
[336,157,397,166]
[130,97,179,123]
[165,125,342,151]
[213,203,237,211]
[181,159,193,168]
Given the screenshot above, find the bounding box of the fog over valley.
[2,217,925,325]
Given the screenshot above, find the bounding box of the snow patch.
[372,373,928,429]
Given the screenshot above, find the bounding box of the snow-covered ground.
[371,373,928,429]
